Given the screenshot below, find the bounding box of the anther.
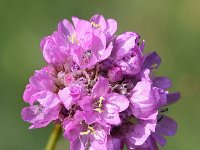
[93,108,104,113]
[67,33,78,43]
[91,21,101,28]
[80,130,91,135]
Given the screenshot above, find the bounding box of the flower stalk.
[45,124,62,150]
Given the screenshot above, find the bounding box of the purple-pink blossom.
[21,14,180,150]
[78,76,129,125]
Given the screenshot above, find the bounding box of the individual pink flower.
[40,31,70,65]
[23,67,57,105]
[112,32,143,75]
[58,17,114,69]
[63,111,110,150]
[79,76,129,125]
[21,104,60,129]
[58,83,86,110]
[130,69,167,118]
[90,14,117,41]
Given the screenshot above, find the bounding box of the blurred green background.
[0,0,199,149]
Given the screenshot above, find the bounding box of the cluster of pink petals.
[21,14,180,150]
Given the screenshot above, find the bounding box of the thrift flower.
[21,14,180,150]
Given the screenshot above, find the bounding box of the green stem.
[45,124,62,150]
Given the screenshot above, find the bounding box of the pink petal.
[90,14,107,30]
[156,116,177,136]
[58,87,73,110]
[153,77,172,89]
[57,19,75,36]
[92,76,109,98]
[37,92,60,108]
[106,93,129,112]
[106,19,117,36]
[142,52,161,70]
[166,92,181,105]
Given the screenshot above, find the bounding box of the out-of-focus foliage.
[0,0,199,150]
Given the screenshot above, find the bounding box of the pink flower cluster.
[21,14,180,150]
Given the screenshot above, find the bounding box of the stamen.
[98,96,105,107]
[67,33,78,43]
[93,108,104,113]
[93,96,105,113]
[80,130,91,135]
[91,21,101,28]
[80,126,95,135]
[88,126,95,131]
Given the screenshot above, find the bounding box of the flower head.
[21,14,180,150]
